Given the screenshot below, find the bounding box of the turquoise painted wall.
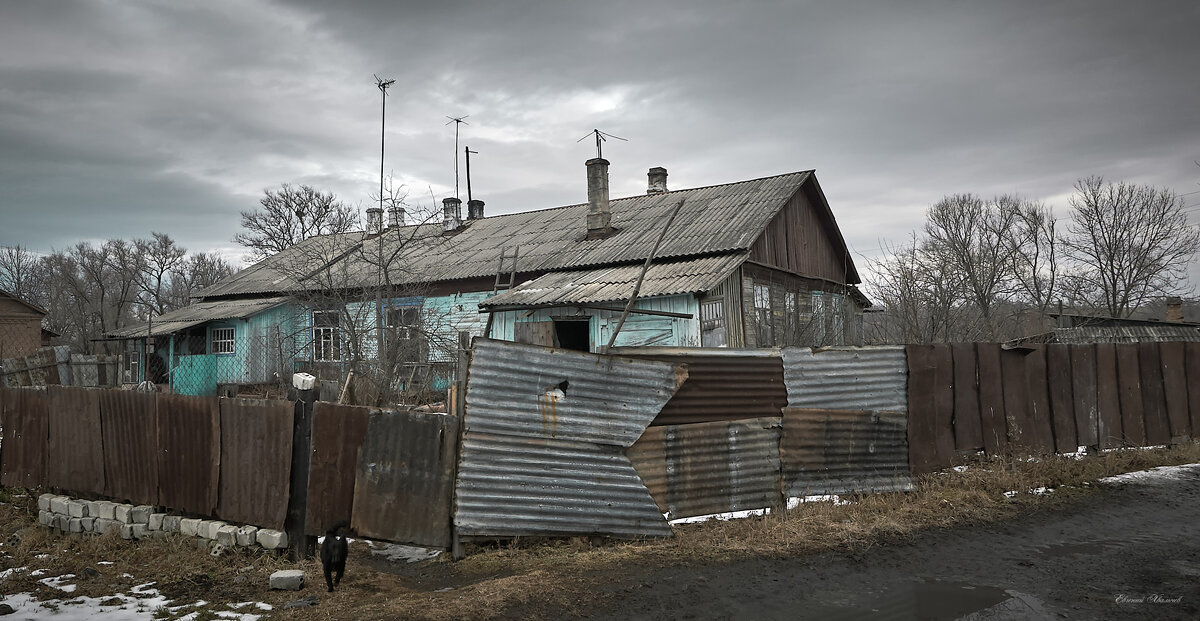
[489,294,700,350]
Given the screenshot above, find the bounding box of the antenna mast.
[465,146,479,203]
[445,115,470,199]
[577,128,627,159]
[374,74,396,215]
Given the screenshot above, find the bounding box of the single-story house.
[111,159,867,396]
[0,288,48,360]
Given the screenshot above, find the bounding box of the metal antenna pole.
[374,75,395,214]
[576,128,628,159]
[374,75,395,374]
[445,116,470,199]
[465,146,478,203]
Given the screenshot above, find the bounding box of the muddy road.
[574,465,1200,620]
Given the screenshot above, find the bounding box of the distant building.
[111,161,867,395]
[0,288,48,360]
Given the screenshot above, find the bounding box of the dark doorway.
[553,319,590,352]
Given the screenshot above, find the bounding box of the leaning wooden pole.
[604,199,686,352]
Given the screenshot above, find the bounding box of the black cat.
[320,520,349,592]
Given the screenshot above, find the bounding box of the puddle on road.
[805,580,1013,620]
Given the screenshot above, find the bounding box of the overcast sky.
[2,0,1198,284]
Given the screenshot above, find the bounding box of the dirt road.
[577,465,1200,620]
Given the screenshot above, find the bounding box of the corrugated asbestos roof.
[197,171,814,299]
[480,254,747,308]
[108,296,292,338]
[1053,325,1200,343]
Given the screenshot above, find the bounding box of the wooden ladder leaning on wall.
[482,245,519,339]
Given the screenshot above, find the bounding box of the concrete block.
[55,514,71,533]
[114,504,134,524]
[130,505,154,524]
[163,515,182,532]
[86,501,103,518]
[49,496,69,515]
[148,513,165,531]
[269,569,305,590]
[180,518,201,537]
[131,524,148,539]
[120,524,135,540]
[93,518,119,535]
[38,510,54,527]
[235,525,258,547]
[67,501,89,518]
[216,525,238,547]
[195,537,212,551]
[38,494,54,512]
[202,520,227,540]
[94,501,116,521]
[257,529,288,550]
[68,518,83,533]
[80,517,96,532]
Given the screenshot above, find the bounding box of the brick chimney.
[467,199,485,220]
[442,197,462,233]
[1165,296,1184,323]
[586,157,612,239]
[387,205,405,228]
[366,207,383,232]
[647,167,668,194]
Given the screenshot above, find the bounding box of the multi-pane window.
[811,292,826,345]
[211,327,235,354]
[313,310,341,361]
[700,299,726,347]
[753,283,773,346]
[784,291,798,346]
[386,306,421,340]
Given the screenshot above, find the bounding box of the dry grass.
[2,442,1197,620]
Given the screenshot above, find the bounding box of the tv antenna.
[374,75,396,216]
[465,146,479,203]
[577,128,627,159]
[445,115,470,199]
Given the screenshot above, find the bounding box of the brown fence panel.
[1024,346,1056,454]
[1046,344,1077,453]
[1187,343,1200,435]
[1069,344,1099,448]
[1115,344,1145,446]
[157,393,220,515]
[305,402,371,536]
[1137,343,1170,446]
[45,386,105,496]
[216,398,294,530]
[1094,344,1123,448]
[906,345,951,473]
[950,343,982,451]
[780,408,912,497]
[351,410,458,548]
[976,344,1007,455]
[0,389,47,488]
[100,390,159,505]
[999,348,1035,450]
[1158,342,1190,441]
[620,352,785,426]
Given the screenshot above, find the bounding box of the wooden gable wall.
[747,181,854,285]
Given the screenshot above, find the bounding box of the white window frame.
[312,310,342,362]
[211,327,235,355]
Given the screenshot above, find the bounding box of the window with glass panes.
[312,310,341,361]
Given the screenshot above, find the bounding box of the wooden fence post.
[285,387,317,560]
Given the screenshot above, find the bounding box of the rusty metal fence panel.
[456,340,679,539]
[1159,342,1190,441]
[0,388,47,488]
[157,393,220,515]
[217,398,294,530]
[45,386,105,496]
[1187,343,1200,435]
[781,407,913,496]
[306,402,371,536]
[351,410,458,548]
[905,345,953,473]
[99,390,159,505]
[617,348,786,426]
[628,417,782,520]
[782,346,908,413]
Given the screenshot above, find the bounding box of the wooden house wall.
[748,185,851,285]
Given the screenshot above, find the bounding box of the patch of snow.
[1003,490,1018,499]
[39,573,77,592]
[668,508,770,524]
[952,465,969,472]
[368,541,441,563]
[0,586,269,620]
[1,565,28,579]
[1099,463,1200,485]
[35,553,50,559]
[787,495,852,509]
[30,568,48,577]
[98,561,114,565]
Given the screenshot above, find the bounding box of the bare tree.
[136,232,187,316]
[235,184,360,261]
[1063,176,1200,318]
[166,252,236,307]
[0,245,47,304]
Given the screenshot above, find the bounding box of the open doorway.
[553,318,590,352]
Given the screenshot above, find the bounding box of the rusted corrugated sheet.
[156,393,220,515]
[306,402,371,536]
[457,432,671,538]
[782,346,908,413]
[351,410,458,548]
[456,339,679,539]
[627,417,782,520]
[464,339,685,445]
[905,345,953,473]
[0,388,47,488]
[216,398,293,530]
[781,407,913,496]
[45,386,105,496]
[618,348,785,426]
[99,390,159,505]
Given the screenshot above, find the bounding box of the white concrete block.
[55,514,71,532]
[215,525,238,547]
[93,518,119,535]
[130,505,153,524]
[38,494,54,512]
[235,525,258,547]
[120,524,135,540]
[80,517,96,532]
[67,501,88,518]
[95,501,116,520]
[203,521,227,540]
[180,518,201,537]
[114,504,134,524]
[49,496,69,515]
[292,372,316,390]
[131,524,148,539]
[269,569,305,590]
[162,515,182,532]
[148,513,165,531]
[257,529,288,550]
[68,518,83,533]
[38,510,54,527]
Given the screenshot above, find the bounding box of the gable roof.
[198,170,857,300]
[0,288,48,316]
[108,296,291,338]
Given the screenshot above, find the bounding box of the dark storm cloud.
[1,0,1198,284]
